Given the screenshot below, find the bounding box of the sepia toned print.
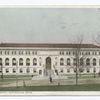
[0,6,100,95]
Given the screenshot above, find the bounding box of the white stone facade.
[0,43,100,77]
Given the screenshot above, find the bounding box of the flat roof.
[0,43,99,48]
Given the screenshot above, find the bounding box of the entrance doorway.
[46,57,51,70]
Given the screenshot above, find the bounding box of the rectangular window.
[67,69,70,73]
[66,52,68,55]
[6,69,9,73]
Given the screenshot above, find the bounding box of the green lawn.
[0,84,100,91]
[0,75,32,85]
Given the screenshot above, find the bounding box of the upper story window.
[73,58,76,66]
[60,51,65,55]
[67,58,70,66]
[11,51,16,55]
[35,51,37,55]
[92,52,94,55]
[60,58,64,66]
[12,51,16,55]
[26,51,30,55]
[0,58,2,66]
[95,52,97,55]
[5,51,7,55]
[12,58,17,66]
[82,52,84,55]
[19,58,23,66]
[19,51,23,55]
[66,52,68,55]
[5,58,9,66]
[85,52,88,55]
[88,52,90,55]
[32,51,37,55]
[32,51,34,55]
[93,58,96,66]
[92,51,97,55]
[7,51,9,55]
[73,52,75,55]
[26,58,30,66]
[33,58,37,66]
[86,58,90,66]
[80,58,84,66]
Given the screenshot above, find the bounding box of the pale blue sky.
[0,8,100,43]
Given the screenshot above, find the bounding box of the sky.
[0,8,100,43]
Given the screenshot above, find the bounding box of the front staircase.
[32,69,68,80]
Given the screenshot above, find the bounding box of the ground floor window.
[79,68,84,73]
[67,69,70,73]
[87,68,90,73]
[20,68,23,73]
[6,68,9,73]
[74,68,76,72]
[33,69,36,73]
[13,68,16,73]
[26,68,30,73]
[39,70,42,75]
[60,69,63,73]
[55,69,58,75]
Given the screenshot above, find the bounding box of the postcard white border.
[0,5,100,96]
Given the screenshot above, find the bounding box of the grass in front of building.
[65,73,99,79]
[0,74,100,86]
[0,75,32,85]
[0,84,100,91]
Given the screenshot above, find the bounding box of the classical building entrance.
[46,57,51,70]
[45,57,53,76]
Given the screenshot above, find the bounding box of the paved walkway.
[1,78,100,87]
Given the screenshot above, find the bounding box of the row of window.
[0,68,42,74]
[0,50,99,56]
[0,50,37,55]
[60,58,97,66]
[58,68,97,73]
[60,51,100,56]
[0,57,98,67]
[0,68,97,74]
[0,58,38,66]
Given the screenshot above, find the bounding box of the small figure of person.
[49,76,53,83]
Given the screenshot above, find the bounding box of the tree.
[72,34,86,85]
